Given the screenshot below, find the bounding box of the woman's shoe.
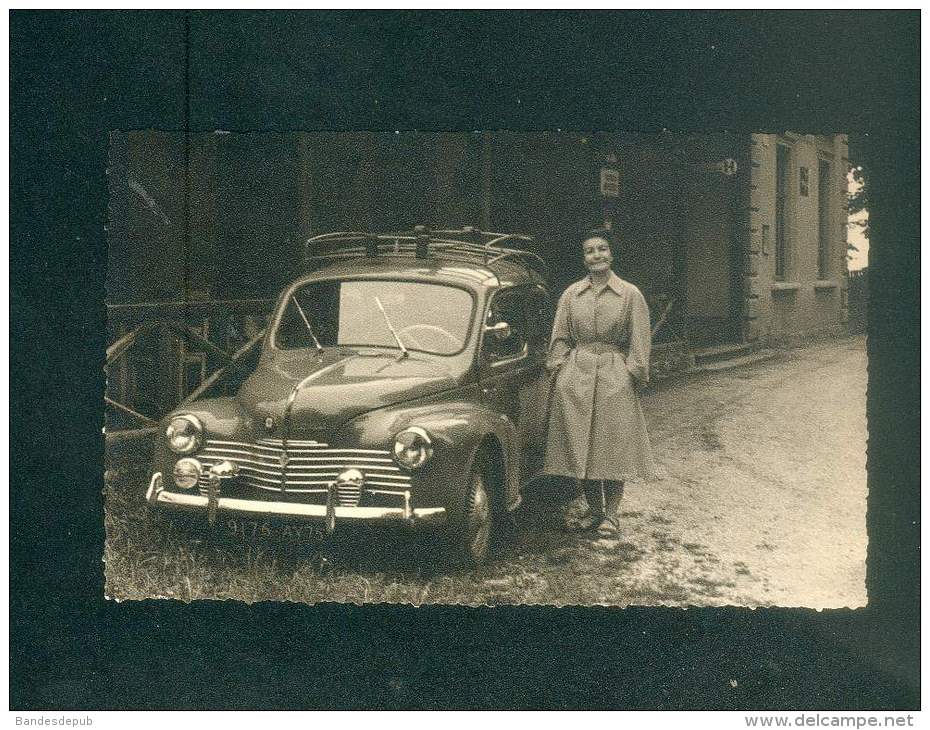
[573,510,605,532]
[563,508,600,532]
[580,481,607,531]
[596,481,624,537]
[596,516,620,537]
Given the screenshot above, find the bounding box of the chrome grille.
[335,482,362,507]
[196,438,410,500]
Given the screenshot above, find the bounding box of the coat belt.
[576,342,624,356]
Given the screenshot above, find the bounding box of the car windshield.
[274,279,474,356]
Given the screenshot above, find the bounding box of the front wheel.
[449,458,495,566]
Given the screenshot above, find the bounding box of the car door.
[520,285,555,479]
[479,285,554,490]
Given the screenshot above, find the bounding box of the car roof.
[298,228,550,292]
[292,256,548,291]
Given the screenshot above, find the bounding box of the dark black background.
[11,11,919,709]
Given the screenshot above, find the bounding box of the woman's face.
[582,236,613,273]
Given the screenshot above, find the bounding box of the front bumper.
[145,472,447,525]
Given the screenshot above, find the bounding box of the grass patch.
[105,454,719,606]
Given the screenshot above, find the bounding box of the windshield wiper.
[290,295,324,355]
[374,296,409,358]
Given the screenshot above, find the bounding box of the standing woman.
[544,229,656,535]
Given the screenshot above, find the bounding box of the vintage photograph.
[13,6,920,713]
[103,130,868,608]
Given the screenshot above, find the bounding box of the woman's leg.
[567,480,624,532]
[577,479,605,530]
[563,480,603,531]
[597,480,625,535]
[561,478,586,529]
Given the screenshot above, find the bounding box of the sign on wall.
[709,158,738,176]
[600,167,620,197]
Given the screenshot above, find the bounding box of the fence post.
[157,322,180,418]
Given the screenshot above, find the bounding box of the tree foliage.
[847,134,869,242]
[848,166,867,215]
[846,165,868,254]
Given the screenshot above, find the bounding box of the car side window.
[484,287,528,360]
[524,286,554,356]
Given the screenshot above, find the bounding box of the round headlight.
[392,426,433,469]
[173,458,202,490]
[166,414,204,455]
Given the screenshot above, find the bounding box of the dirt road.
[551,335,869,608]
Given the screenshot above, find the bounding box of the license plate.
[223,518,323,544]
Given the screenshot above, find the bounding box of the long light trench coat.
[543,271,656,482]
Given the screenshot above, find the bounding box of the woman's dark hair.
[580,228,616,249]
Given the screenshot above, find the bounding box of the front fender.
[335,387,519,517]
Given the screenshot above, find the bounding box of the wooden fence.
[105,299,275,445]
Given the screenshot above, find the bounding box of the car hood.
[236,349,458,436]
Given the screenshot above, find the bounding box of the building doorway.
[685,168,744,347]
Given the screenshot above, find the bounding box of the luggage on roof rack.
[304,225,549,279]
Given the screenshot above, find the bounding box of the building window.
[775,144,790,281]
[818,158,832,279]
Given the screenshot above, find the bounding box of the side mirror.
[484,321,512,341]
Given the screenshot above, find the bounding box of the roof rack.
[304,226,549,280]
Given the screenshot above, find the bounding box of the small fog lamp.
[173,458,202,490]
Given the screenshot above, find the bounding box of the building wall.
[746,134,849,345]
[108,131,304,303]
[107,131,188,303]
[679,133,749,346]
[485,131,596,292]
[597,134,685,312]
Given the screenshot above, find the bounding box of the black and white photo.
[105,131,867,608]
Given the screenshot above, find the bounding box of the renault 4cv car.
[146,226,555,565]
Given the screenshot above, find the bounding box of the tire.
[449,455,496,567]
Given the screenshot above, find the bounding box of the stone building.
[745,134,850,346]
